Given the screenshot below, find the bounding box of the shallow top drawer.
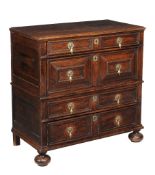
[47,37,100,55]
[102,32,140,49]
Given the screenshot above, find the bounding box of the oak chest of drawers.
[10,20,145,166]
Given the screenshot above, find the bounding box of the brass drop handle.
[115,64,121,75]
[116,37,123,48]
[66,126,74,138]
[67,42,74,54]
[67,70,74,82]
[114,94,121,105]
[114,115,122,127]
[67,102,74,114]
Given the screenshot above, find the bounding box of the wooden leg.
[128,130,143,142]
[34,151,51,166]
[13,132,20,146]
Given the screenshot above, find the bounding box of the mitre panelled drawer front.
[47,55,92,93]
[102,32,140,49]
[97,88,137,109]
[47,106,137,146]
[99,49,137,83]
[47,49,137,94]
[98,106,137,133]
[47,37,96,55]
[47,95,92,119]
[47,32,140,56]
[47,87,137,120]
[47,116,92,145]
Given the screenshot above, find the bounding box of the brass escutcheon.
[92,55,98,62]
[92,115,98,122]
[92,95,98,102]
[94,38,99,45]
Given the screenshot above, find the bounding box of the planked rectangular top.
[10,19,145,41]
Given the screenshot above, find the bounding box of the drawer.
[99,49,137,83]
[47,55,92,93]
[97,88,137,109]
[98,106,137,133]
[47,106,137,145]
[47,95,92,119]
[47,87,137,119]
[47,116,92,145]
[47,37,98,55]
[102,32,140,49]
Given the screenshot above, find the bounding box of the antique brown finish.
[10,20,145,166]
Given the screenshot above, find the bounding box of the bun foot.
[34,153,51,166]
[128,131,143,142]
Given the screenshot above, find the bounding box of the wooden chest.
[10,20,145,166]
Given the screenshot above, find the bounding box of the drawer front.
[47,106,137,145]
[47,96,92,119]
[47,33,140,55]
[47,116,92,145]
[102,33,140,49]
[47,87,137,119]
[97,88,137,109]
[47,37,95,55]
[98,106,137,133]
[99,49,137,83]
[47,55,92,93]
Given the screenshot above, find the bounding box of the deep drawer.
[47,49,138,94]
